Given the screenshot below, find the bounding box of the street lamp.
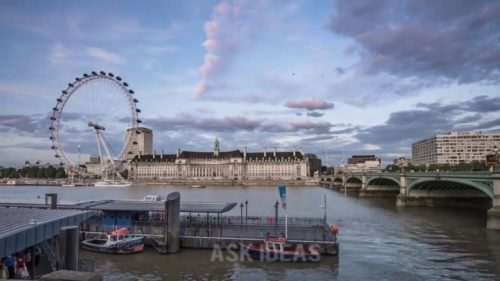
[239,202,244,229]
[245,200,248,220]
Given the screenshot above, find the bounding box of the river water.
[1,185,499,280]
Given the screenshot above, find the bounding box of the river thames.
[1,185,499,280]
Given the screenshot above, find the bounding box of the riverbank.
[132,178,320,186]
[1,178,321,187]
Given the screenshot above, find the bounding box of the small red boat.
[240,236,321,262]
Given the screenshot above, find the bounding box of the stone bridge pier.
[487,169,500,229]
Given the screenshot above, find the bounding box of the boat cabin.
[108,228,134,241]
[265,237,288,252]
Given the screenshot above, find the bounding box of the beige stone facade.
[129,149,317,181]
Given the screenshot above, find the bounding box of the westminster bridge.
[320,169,500,229]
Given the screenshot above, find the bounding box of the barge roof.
[87,200,237,213]
[0,200,238,213]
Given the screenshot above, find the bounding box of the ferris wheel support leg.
[95,131,106,180]
[99,133,125,181]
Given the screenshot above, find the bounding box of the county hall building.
[129,139,320,181]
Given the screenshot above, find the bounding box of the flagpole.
[285,208,288,239]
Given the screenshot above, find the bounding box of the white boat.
[94,181,132,187]
[81,228,144,254]
[5,180,17,185]
[143,195,163,201]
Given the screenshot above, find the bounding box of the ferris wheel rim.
[49,71,141,168]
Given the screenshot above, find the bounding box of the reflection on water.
[83,248,339,281]
[1,185,499,280]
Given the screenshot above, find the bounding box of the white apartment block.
[412,131,500,165]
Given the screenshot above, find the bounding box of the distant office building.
[393,157,411,167]
[338,155,381,173]
[124,127,153,160]
[129,140,320,181]
[347,155,380,165]
[412,131,500,165]
[85,155,102,175]
[305,153,322,177]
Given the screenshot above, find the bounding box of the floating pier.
[0,193,339,258]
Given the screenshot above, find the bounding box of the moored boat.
[143,194,163,201]
[94,180,132,187]
[240,236,321,262]
[81,228,144,254]
[189,184,206,188]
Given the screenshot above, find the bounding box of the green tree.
[18,166,30,178]
[45,165,56,178]
[55,167,66,178]
[28,166,39,178]
[120,169,129,179]
[8,170,19,178]
[37,167,46,178]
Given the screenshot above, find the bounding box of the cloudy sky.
[0,0,499,167]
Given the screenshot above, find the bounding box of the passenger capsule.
[133,98,139,103]
[68,83,74,87]
[136,109,141,113]
[62,90,68,95]
[123,82,129,87]
[49,127,55,130]
[137,119,142,123]
[100,71,106,75]
[129,90,134,94]
[57,98,63,102]
[83,73,89,77]
[50,117,56,121]
[116,76,122,81]
[92,71,97,75]
[52,107,58,111]
[75,77,81,81]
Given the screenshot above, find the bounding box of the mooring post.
[59,226,79,271]
[166,192,180,253]
[164,199,168,250]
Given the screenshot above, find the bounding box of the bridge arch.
[346,176,362,183]
[333,177,343,184]
[366,177,400,187]
[406,179,494,200]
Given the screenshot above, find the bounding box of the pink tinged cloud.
[285,97,335,111]
[193,0,266,98]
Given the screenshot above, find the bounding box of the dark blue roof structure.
[0,208,96,258]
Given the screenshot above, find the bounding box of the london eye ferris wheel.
[49,71,142,176]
